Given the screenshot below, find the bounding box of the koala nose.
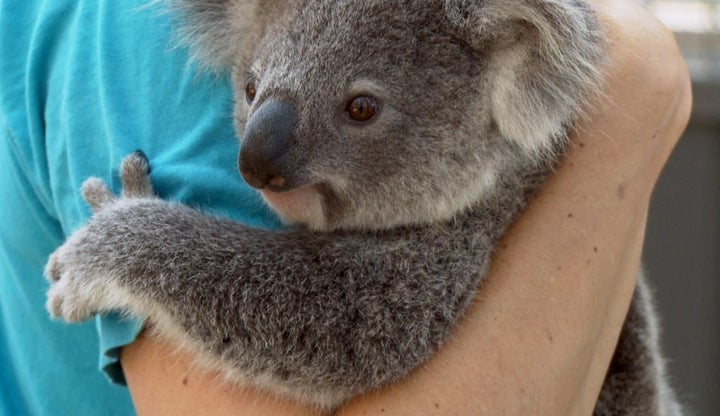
[239,100,299,191]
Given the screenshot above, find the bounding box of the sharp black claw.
[132,149,151,174]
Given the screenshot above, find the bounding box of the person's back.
[0,1,280,414]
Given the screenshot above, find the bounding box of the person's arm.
[121,1,692,414]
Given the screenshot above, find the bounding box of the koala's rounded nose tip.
[239,165,287,191]
[239,167,264,189]
[239,99,299,191]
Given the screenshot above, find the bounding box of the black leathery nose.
[239,100,299,190]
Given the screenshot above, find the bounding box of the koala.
[45,0,682,414]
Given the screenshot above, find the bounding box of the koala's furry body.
[45,1,682,414]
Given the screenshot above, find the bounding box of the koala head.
[175,0,604,231]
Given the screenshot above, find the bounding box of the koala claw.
[120,150,155,199]
[81,151,155,213]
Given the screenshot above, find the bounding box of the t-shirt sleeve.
[96,315,145,385]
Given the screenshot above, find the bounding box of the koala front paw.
[82,150,155,212]
[45,243,111,322]
[45,151,156,322]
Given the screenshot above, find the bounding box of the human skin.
[121,0,692,414]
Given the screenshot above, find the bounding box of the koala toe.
[46,283,65,319]
[44,251,64,282]
[121,151,155,199]
[46,277,96,322]
[82,177,116,212]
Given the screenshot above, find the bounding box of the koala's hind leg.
[594,274,683,416]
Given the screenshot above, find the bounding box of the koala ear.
[170,0,285,71]
[444,0,606,154]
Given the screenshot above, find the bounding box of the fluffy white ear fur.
[169,0,283,71]
[167,0,245,69]
[487,43,572,156]
[444,0,605,155]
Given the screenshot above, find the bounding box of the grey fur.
[46,1,681,413]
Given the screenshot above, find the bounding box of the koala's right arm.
[46,152,519,408]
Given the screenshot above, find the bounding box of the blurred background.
[643,1,719,414]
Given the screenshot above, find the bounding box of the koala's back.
[595,275,683,416]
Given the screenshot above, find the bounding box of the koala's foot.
[45,151,156,322]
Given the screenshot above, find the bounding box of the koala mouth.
[260,183,344,231]
[260,184,328,229]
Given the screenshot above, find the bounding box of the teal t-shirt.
[0,1,281,415]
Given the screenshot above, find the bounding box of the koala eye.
[345,96,378,123]
[245,80,257,104]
